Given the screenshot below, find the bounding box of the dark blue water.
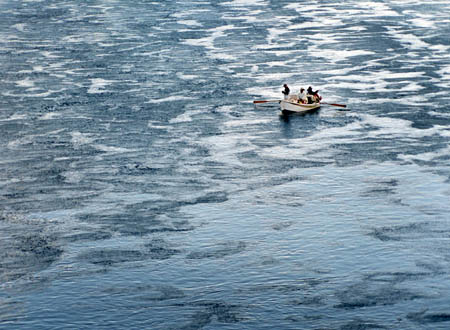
[1,0,450,329]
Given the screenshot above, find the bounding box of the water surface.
[1,0,450,329]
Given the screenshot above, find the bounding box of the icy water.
[1,0,450,329]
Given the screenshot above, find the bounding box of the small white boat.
[279,100,320,115]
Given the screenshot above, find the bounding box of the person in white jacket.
[297,88,307,104]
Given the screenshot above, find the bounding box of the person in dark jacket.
[307,86,321,104]
[282,84,290,100]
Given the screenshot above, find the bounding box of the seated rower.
[297,88,307,104]
[307,86,321,104]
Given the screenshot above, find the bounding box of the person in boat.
[282,84,290,100]
[307,86,321,104]
[297,88,307,104]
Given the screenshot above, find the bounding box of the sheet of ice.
[221,0,268,6]
[146,95,196,104]
[15,78,35,88]
[177,20,202,27]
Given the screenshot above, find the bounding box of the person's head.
[284,84,288,87]
[300,88,304,92]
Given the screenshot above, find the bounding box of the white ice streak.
[93,144,136,154]
[354,1,400,17]
[289,17,343,31]
[261,113,450,163]
[327,70,426,97]
[399,145,450,163]
[2,89,65,98]
[409,17,435,28]
[177,20,202,27]
[41,51,61,59]
[437,65,450,81]
[147,121,169,130]
[39,112,62,120]
[251,72,298,84]
[221,0,268,6]
[7,129,64,149]
[0,113,27,121]
[62,32,109,44]
[71,132,95,147]
[309,48,375,63]
[224,118,272,128]
[386,29,429,50]
[88,78,117,94]
[176,72,198,80]
[12,23,26,32]
[183,25,239,60]
[170,108,204,124]
[15,78,35,88]
[200,132,254,167]
[146,95,196,104]
[287,1,399,18]
[262,119,362,160]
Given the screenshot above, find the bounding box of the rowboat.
[279,100,320,115]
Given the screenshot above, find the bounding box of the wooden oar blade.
[322,102,347,108]
[330,103,346,108]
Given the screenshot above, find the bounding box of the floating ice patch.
[177,20,202,27]
[169,108,204,124]
[3,89,62,98]
[0,113,28,121]
[345,26,367,32]
[265,26,289,44]
[222,13,262,24]
[200,132,255,166]
[208,52,237,61]
[429,44,450,53]
[290,17,344,31]
[88,78,116,94]
[41,51,61,59]
[357,1,400,17]
[409,17,435,28]
[261,120,363,160]
[437,65,450,77]
[93,144,136,154]
[183,25,235,49]
[245,86,282,99]
[147,95,195,104]
[386,28,429,50]
[71,131,95,147]
[12,23,26,32]
[309,48,375,63]
[360,114,445,139]
[221,0,268,6]
[224,118,272,128]
[183,24,240,60]
[39,112,61,120]
[329,70,426,94]
[15,78,34,88]
[252,72,298,84]
[147,121,168,130]
[399,145,450,163]
[176,72,198,80]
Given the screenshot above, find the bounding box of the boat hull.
[280,100,320,115]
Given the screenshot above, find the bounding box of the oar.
[321,102,347,108]
[253,99,281,104]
